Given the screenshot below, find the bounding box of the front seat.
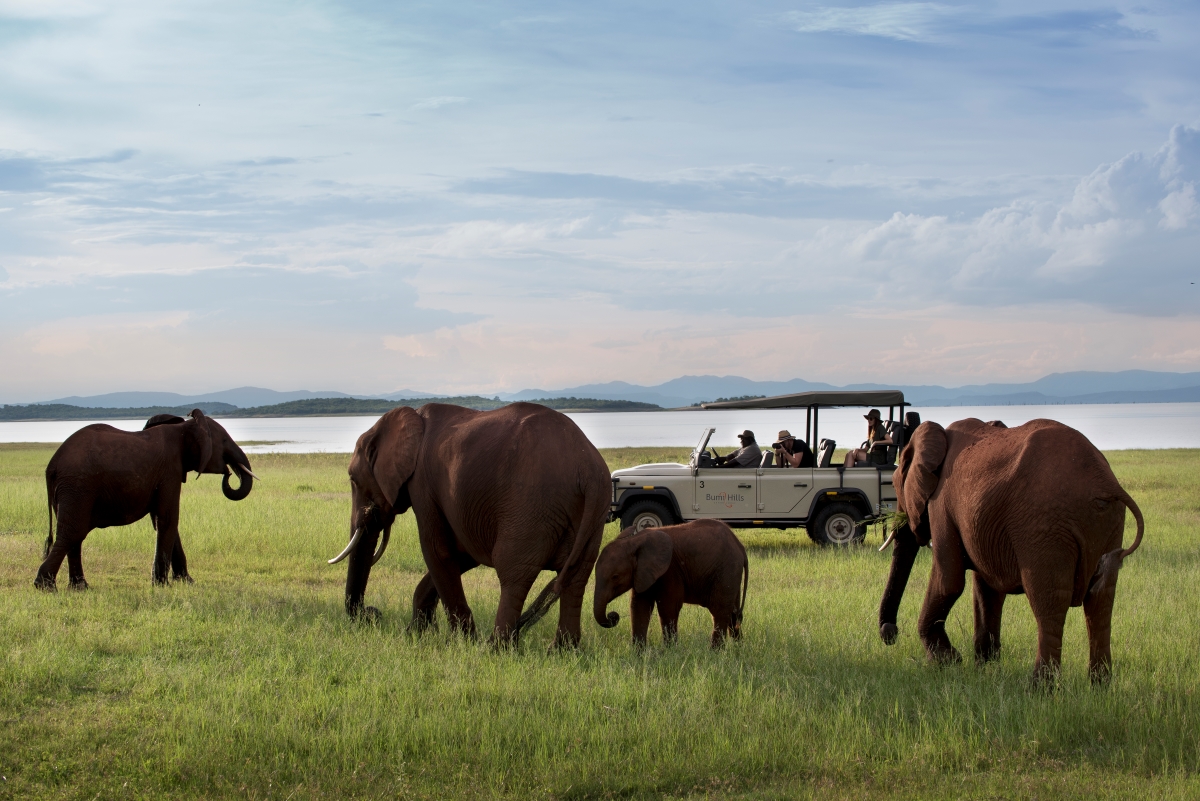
[817,438,836,468]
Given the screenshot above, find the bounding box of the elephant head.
[593,527,673,629]
[878,421,947,644]
[146,410,257,501]
[330,407,424,616]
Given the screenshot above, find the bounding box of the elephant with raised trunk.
[329,402,611,647]
[37,409,257,590]
[878,418,1144,685]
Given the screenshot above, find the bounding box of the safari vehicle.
[609,391,909,546]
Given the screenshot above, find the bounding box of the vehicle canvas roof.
[700,390,906,409]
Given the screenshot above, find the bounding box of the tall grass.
[0,445,1197,799]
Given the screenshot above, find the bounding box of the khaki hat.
[776,430,793,440]
[738,430,755,441]
[864,409,882,420]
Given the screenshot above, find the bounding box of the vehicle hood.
[612,463,691,479]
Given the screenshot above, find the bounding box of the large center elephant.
[328,402,611,646]
[878,418,1144,684]
[38,409,256,590]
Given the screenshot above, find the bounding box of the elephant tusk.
[878,530,896,553]
[328,527,364,565]
[371,526,391,566]
[242,468,261,481]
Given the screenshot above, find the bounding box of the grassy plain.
[0,444,1198,799]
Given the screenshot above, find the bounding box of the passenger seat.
[817,438,836,468]
[885,421,900,464]
[760,451,775,468]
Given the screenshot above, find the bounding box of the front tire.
[808,502,866,546]
[620,499,674,533]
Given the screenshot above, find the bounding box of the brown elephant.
[593,519,748,648]
[37,409,256,590]
[328,402,611,647]
[877,418,1144,684]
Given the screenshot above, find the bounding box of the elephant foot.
[407,609,438,635]
[880,622,899,645]
[34,575,58,592]
[351,605,382,624]
[551,630,581,651]
[1088,662,1112,687]
[1029,664,1060,691]
[172,574,194,585]
[68,579,90,591]
[925,645,962,666]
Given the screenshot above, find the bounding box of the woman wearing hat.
[843,409,892,468]
[773,430,814,468]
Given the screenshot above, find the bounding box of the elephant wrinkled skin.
[334,402,611,647]
[37,409,256,590]
[878,418,1144,685]
[593,519,748,648]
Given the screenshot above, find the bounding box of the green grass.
[1,444,1198,799]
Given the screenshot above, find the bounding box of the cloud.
[782,3,956,42]
[410,96,468,111]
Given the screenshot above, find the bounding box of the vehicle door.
[757,466,814,517]
[694,468,757,517]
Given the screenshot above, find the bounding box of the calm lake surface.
[2,402,1199,454]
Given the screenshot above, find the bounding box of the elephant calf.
[593,519,748,648]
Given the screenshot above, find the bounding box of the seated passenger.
[843,409,892,468]
[903,411,921,444]
[772,429,814,468]
[712,430,762,468]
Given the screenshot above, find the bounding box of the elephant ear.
[181,409,214,481]
[633,528,674,594]
[895,421,947,532]
[349,406,424,514]
[144,414,185,430]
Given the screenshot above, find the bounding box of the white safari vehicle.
[609,391,909,546]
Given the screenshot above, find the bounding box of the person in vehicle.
[772,429,814,468]
[903,411,921,444]
[713,430,762,468]
[844,409,892,468]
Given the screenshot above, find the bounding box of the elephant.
[877,418,1144,685]
[593,519,748,648]
[328,402,611,647]
[36,409,256,590]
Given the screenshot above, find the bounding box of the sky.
[1,0,1199,402]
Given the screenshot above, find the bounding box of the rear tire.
[620,499,674,533]
[807,502,866,546]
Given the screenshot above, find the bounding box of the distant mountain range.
[500,370,1200,408]
[22,370,1200,410]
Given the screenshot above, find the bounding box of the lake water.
[2,402,1198,453]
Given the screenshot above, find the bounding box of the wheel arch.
[613,488,683,523]
[805,488,873,522]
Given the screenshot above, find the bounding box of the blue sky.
[1,0,1198,401]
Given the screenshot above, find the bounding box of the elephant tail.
[1118,490,1145,560]
[44,468,56,558]
[515,578,560,633]
[734,557,748,628]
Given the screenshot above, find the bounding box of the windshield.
[690,427,715,467]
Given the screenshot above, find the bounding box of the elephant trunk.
[594,586,620,628]
[344,526,381,618]
[221,459,254,501]
[878,521,920,644]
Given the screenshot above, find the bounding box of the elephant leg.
[410,572,440,633]
[170,538,192,583]
[552,556,596,649]
[151,493,182,585]
[917,549,966,664]
[36,509,85,591]
[1083,571,1119,685]
[1025,573,1072,688]
[972,573,1005,664]
[630,593,655,647]
[66,541,88,590]
[710,606,736,648]
[492,569,540,646]
[657,596,683,645]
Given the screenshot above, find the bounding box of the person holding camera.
[772,429,814,468]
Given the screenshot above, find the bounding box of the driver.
[713,430,762,468]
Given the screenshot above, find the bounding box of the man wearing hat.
[773,430,815,468]
[843,408,892,468]
[713,430,762,468]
